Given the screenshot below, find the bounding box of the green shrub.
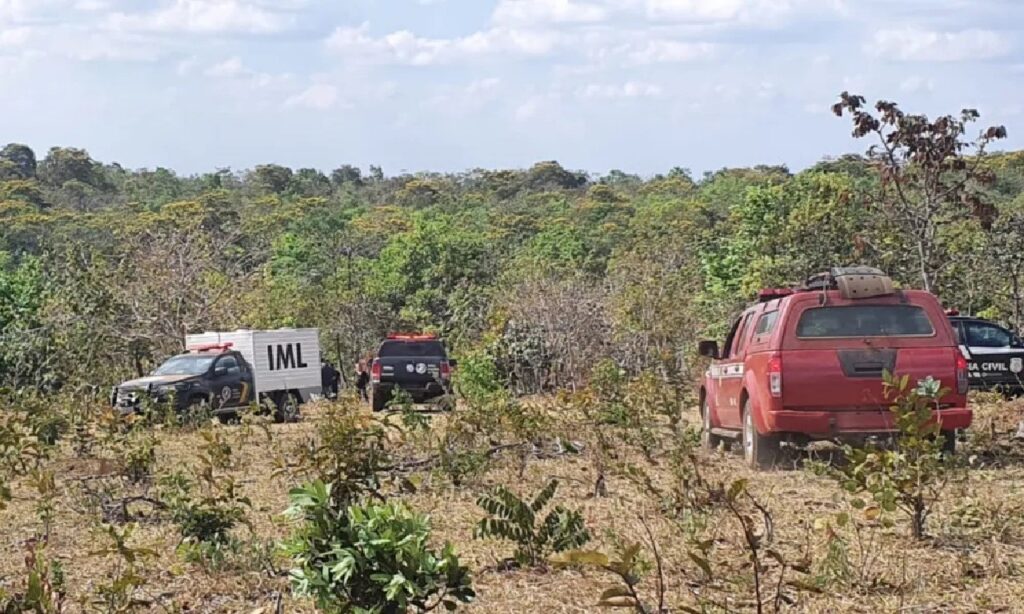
[294,402,391,508]
[813,372,961,539]
[282,481,475,613]
[475,479,590,567]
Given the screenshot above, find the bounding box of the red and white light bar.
[387,333,438,340]
[188,342,234,352]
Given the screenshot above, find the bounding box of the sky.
[1,0,1022,177]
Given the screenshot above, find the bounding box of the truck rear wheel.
[939,431,957,456]
[274,391,300,423]
[742,399,779,470]
[371,387,388,412]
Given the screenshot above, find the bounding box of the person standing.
[355,360,370,403]
[321,360,340,399]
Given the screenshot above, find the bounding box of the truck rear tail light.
[955,351,969,395]
[440,361,451,379]
[767,354,783,398]
[371,359,381,383]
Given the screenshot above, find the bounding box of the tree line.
[0,93,1020,394]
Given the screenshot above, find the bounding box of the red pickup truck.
[698,267,971,469]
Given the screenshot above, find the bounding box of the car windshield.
[377,341,446,358]
[797,305,934,338]
[153,355,215,375]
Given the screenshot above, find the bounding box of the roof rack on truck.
[803,266,894,299]
[757,266,896,304]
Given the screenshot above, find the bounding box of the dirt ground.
[3,396,1024,613]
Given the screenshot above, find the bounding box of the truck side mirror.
[698,340,720,359]
[448,359,458,368]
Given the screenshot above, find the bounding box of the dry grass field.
[3,393,1024,613]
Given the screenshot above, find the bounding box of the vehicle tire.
[371,387,388,413]
[701,396,726,451]
[274,391,300,423]
[939,430,957,456]
[742,399,779,470]
[183,396,212,426]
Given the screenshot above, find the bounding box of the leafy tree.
[293,168,332,197]
[833,92,1007,292]
[0,143,37,180]
[331,164,363,187]
[0,180,46,209]
[251,164,294,195]
[0,253,53,390]
[37,147,107,190]
[525,161,587,191]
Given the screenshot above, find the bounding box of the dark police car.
[948,313,1024,394]
[369,333,456,412]
[113,344,254,416]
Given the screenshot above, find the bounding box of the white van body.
[185,328,322,402]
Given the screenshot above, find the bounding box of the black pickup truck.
[949,314,1024,395]
[112,346,255,416]
[369,334,456,411]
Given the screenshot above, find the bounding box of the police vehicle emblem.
[220,386,232,403]
[1012,358,1023,374]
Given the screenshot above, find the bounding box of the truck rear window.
[377,341,446,358]
[796,305,934,338]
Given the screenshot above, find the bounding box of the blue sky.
[1,0,1022,176]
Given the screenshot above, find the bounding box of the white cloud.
[0,23,165,62]
[870,28,1011,62]
[74,0,111,11]
[899,75,934,93]
[199,55,291,92]
[427,77,502,114]
[106,0,293,34]
[492,0,607,25]
[325,22,562,65]
[622,39,716,64]
[176,55,199,75]
[515,94,549,121]
[205,56,246,77]
[579,80,662,98]
[466,77,501,95]
[643,0,842,23]
[0,26,30,46]
[285,83,339,110]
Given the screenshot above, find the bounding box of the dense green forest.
[2,98,1023,394]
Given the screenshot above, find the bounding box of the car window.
[154,355,214,376]
[755,311,779,336]
[217,355,240,374]
[796,305,934,338]
[965,322,1013,348]
[378,341,446,358]
[720,317,743,358]
[731,313,754,357]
